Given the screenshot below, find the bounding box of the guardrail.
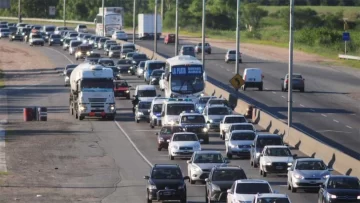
[338,54,360,60]
[0,16,92,25]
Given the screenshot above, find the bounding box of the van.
[160,99,195,126]
[69,40,83,55]
[250,134,284,167]
[134,85,157,101]
[121,43,136,52]
[144,60,166,84]
[242,68,264,91]
[149,97,167,128]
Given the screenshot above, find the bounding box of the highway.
[0,39,327,202]
[134,38,360,160]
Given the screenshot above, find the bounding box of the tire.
[108,116,115,121]
[291,184,297,193]
[281,86,284,92]
[227,153,232,159]
[75,112,78,119]
[147,191,152,203]
[225,60,229,63]
[180,198,187,203]
[287,181,291,190]
[203,137,209,144]
[126,96,130,100]
[169,154,174,160]
[136,119,139,123]
[262,170,267,177]
[242,85,246,91]
[259,85,263,91]
[49,43,52,46]
[239,59,242,63]
[78,115,84,120]
[157,147,161,151]
[41,43,44,46]
[76,58,78,61]
[190,178,195,184]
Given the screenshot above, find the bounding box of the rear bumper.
[244,81,262,88]
[80,112,115,118]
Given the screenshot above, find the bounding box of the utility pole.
[288,0,294,130]
[201,0,206,69]
[154,0,158,54]
[102,0,105,37]
[161,0,164,24]
[175,0,179,56]
[133,0,136,43]
[18,0,21,23]
[235,0,240,74]
[63,0,66,26]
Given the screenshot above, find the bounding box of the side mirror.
[320,184,324,188]
[205,178,209,182]
[199,139,204,143]
[144,175,150,180]
[183,176,190,180]
[227,189,232,194]
[287,167,292,171]
[186,160,191,164]
[155,132,159,135]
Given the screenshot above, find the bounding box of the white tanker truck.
[69,62,116,120]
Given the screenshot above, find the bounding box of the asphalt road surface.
[134,37,360,160]
[0,39,328,202]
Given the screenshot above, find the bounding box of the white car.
[159,72,165,91]
[112,30,128,41]
[0,28,10,38]
[225,130,256,159]
[219,114,248,139]
[224,123,256,141]
[168,132,202,160]
[227,179,273,203]
[253,193,292,203]
[259,145,295,177]
[136,61,145,78]
[203,105,232,131]
[75,24,88,33]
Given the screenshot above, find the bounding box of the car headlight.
[169,120,175,125]
[125,90,129,93]
[87,51,90,55]
[288,162,293,166]
[79,104,87,111]
[256,152,261,157]
[327,193,337,199]
[266,162,272,166]
[50,39,54,41]
[208,119,213,123]
[149,185,157,190]
[192,165,201,172]
[211,184,221,191]
[61,39,63,41]
[294,174,304,179]
[12,36,15,38]
[172,145,179,150]
[137,112,143,115]
[65,76,69,80]
[151,78,157,81]
[109,104,115,111]
[158,137,164,142]
[357,196,360,200]
[203,127,208,132]
[322,174,330,179]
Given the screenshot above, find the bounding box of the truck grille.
[186,127,203,133]
[271,162,288,168]
[238,145,251,149]
[89,98,106,102]
[179,147,192,150]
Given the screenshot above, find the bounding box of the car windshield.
[139,62,145,68]
[106,41,116,44]
[257,198,290,203]
[160,126,183,134]
[212,169,247,181]
[327,177,360,189]
[231,124,254,131]
[148,62,165,71]
[122,49,133,54]
[231,132,255,140]
[70,33,78,37]
[265,148,291,157]
[126,53,135,57]
[208,107,229,115]
[173,134,198,141]
[295,161,327,170]
[45,27,55,32]
[151,70,164,76]
[225,116,246,123]
[286,74,302,79]
[111,46,121,50]
[1,29,9,32]
[32,35,42,38]
[193,153,223,163]
[152,104,162,113]
[115,81,128,87]
[167,104,194,115]
[71,42,82,47]
[151,168,183,179]
[51,35,61,38]
[100,38,107,42]
[117,60,132,65]
[229,50,236,54]
[183,46,194,51]
[209,100,229,107]
[257,138,283,148]
[198,97,213,104]
[79,25,87,28]
[89,53,101,58]
[99,60,115,66]
[123,45,135,50]
[133,54,148,60]
[137,90,156,97]
[138,102,151,109]
[65,64,77,70]
[181,115,205,124]
[66,69,73,77]
[236,183,271,194]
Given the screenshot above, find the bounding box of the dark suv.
[205,165,247,203]
[144,164,189,203]
[250,134,284,168]
[156,126,184,151]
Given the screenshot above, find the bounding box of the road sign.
[49,6,56,16]
[342,32,350,41]
[229,74,244,90]
[0,0,10,8]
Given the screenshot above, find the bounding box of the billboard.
[0,0,10,9]
[49,6,56,16]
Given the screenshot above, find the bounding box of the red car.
[164,34,175,44]
[156,126,184,151]
[114,80,131,99]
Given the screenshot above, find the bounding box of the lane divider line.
[0,119,7,172]
[321,114,327,117]
[346,125,353,129]
[272,91,276,94]
[45,47,74,64]
[114,121,153,167]
[300,104,305,107]
[333,119,339,123]
[281,96,286,99]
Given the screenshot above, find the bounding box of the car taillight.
[285,79,288,83]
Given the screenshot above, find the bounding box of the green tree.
[241,3,268,31]
[279,7,321,29]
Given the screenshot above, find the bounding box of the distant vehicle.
[75,44,92,60]
[281,73,305,92]
[250,134,284,168]
[224,123,257,141]
[0,28,10,38]
[16,23,28,28]
[178,111,209,143]
[131,53,149,67]
[54,26,69,34]
[287,158,333,193]
[164,34,175,44]
[195,42,211,54]
[69,40,82,55]
[75,24,88,33]
[114,80,131,99]
[134,84,157,101]
[7,23,16,27]
[253,193,292,203]
[8,26,17,33]
[125,52,137,60]
[318,175,360,203]
[121,49,135,59]
[225,49,242,63]
[28,32,44,46]
[179,45,196,57]
[155,126,184,150]
[63,64,77,76]
[149,69,164,85]
[225,130,256,159]
[144,60,166,84]
[85,53,101,64]
[95,7,124,36]
[187,151,228,184]
[112,30,128,41]
[259,145,295,177]
[136,61,146,78]
[168,132,202,160]
[149,97,167,128]
[144,164,189,203]
[219,114,248,140]
[64,68,74,87]
[108,45,121,58]
[97,37,110,49]
[242,68,264,91]
[205,165,247,203]
[138,13,162,40]
[98,58,115,67]
[116,59,133,75]
[159,73,165,91]
[48,34,62,46]
[9,30,24,41]
[103,40,117,55]
[62,37,76,50]
[195,96,216,113]
[160,99,195,126]
[227,179,274,203]
[121,42,136,52]
[0,21,7,25]
[0,24,8,29]
[135,100,152,123]
[203,105,232,131]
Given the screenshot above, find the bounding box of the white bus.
[163,55,206,99]
[94,7,124,37]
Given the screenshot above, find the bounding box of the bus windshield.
[166,104,195,115]
[171,65,204,94]
[148,62,165,72]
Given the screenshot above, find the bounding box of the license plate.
[310,181,316,184]
[163,192,171,195]
[183,151,188,153]
[276,166,283,169]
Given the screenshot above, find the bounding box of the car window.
[327,177,360,189]
[295,161,327,170]
[172,134,198,141]
[137,90,156,97]
[193,153,223,163]
[231,124,254,131]
[115,81,128,87]
[231,132,255,140]
[151,168,182,179]
[264,148,291,156]
[99,60,115,66]
[257,198,290,203]
[236,183,271,194]
[212,169,246,181]
[151,70,164,76]
[160,126,183,134]
[208,107,229,115]
[225,116,246,123]
[199,97,213,104]
[117,60,132,65]
[257,137,283,148]
[138,102,151,109]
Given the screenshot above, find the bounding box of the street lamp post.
[63,0,66,26]
[18,0,21,23]
[235,0,240,75]
[288,0,295,130]
[102,0,105,37]
[133,0,136,43]
[154,0,158,53]
[201,0,206,70]
[175,0,179,55]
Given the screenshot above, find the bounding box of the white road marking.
[272,91,276,94]
[265,88,269,90]
[134,129,159,132]
[300,104,305,107]
[281,96,286,99]
[226,69,230,72]
[346,125,353,129]
[114,121,153,167]
[333,119,339,123]
[321,114,327,117]
[310,109,315,112]
[45,47,75,64]
[0,119,6,172]
[316,130,352,134]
